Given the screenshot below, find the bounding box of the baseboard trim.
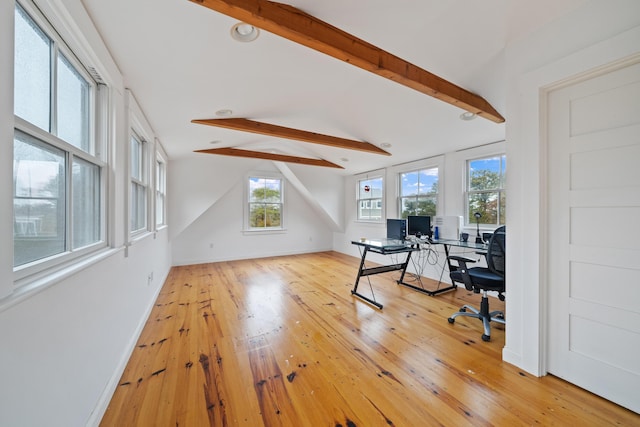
[85,269,168,426]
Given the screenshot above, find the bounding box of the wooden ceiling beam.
[192,118,390,155]
[188,0,505,123]
[195,147,344,168]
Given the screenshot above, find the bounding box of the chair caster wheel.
[459,307,466,312]
[448,317,455,324]
[482,334,491,342]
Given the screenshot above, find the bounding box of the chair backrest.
[486,226,506,279]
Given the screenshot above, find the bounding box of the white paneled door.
[546,59,640,413]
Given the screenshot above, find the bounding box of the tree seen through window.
[249,177,282,229]
[467,156,506,225]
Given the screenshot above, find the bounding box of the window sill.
[1,246,122,314]
[242,228,287,236]
[129,229,154,245]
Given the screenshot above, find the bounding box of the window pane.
[249,177,265,202]
[401,196,436,218]
[359,199,382,220]
[468,192,499,225]
[131,182,146,232]
[249,203,281,228]
[469,157,501,191]
[359,177,382,200]
[156,193,165,225]
[249,177,281,203]
[72,158,100,248]
[156,160,166,226]
[130,136,141,181]
[14,4,51,131]
[400,171,418,197]
[57,53,90,151]
[13,132,66,266]
[418,169,438,195]
[264,179,281,202]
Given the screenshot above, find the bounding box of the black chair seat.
[468,268,503,290]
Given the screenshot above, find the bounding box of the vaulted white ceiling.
[81,0,587,174]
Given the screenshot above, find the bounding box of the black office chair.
[447,226,505,341]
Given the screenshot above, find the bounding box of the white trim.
[396,162,441,219]
[1,247,121,313]
[505,26,640,376]
[243,171,286,232]
[127,90,155,239]
[84,264,168,427]
[355,173,385,222]
[12,2,109,283]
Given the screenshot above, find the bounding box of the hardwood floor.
[101,251,638,426]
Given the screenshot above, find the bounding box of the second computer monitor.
[407,215,432,238]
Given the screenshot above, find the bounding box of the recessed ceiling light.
[209,140,221,145]
[459,111,477,121]
[341,157,349,162]
[215,109,233,117]
[380,143,392,148]
[230,22,260,42]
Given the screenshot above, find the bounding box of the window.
[155,156,166,227]
[248,176,283,230]
[357,176,383,221]
[13,1,103,270]
[130,132,147,233]
[399,167,438,218]
[466,155,506,226]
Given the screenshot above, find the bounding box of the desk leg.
[396,249,435,295]
[397,245,458,296]
[350,246,384,309]
[397,249,413,285]
[433,244,459,294]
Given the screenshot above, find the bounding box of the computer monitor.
[386,218,407,240]
[407,215,431,238]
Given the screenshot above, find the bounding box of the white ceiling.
[80,0,586,174]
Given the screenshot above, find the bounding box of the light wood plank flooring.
[101,251,638,426]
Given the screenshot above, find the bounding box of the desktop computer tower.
[386,219,407,240]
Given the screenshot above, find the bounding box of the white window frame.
[465,153,507,227]
[243,171,285,233]
[127,91,154,239]
[155,148,167,229]
[12,0,107,282]
[129,130,148,235]
[398,166,439,219]
[356,173,384,222]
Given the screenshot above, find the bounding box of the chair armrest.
[448,255,477,292]
[448,255,477,264]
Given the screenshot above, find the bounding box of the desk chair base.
[448,291,505,342]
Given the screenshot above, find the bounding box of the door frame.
[503,27,640,377]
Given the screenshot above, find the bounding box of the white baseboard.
[85,270,168,426]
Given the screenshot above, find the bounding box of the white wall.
[168,154,261,240]
[0,1,174,425]
[503,0,640,374]
[171,160,335,265]
[0,233,171,427]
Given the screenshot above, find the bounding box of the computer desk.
[351,237,476,308]
[350,237,490,309]
[350,238,418,309]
